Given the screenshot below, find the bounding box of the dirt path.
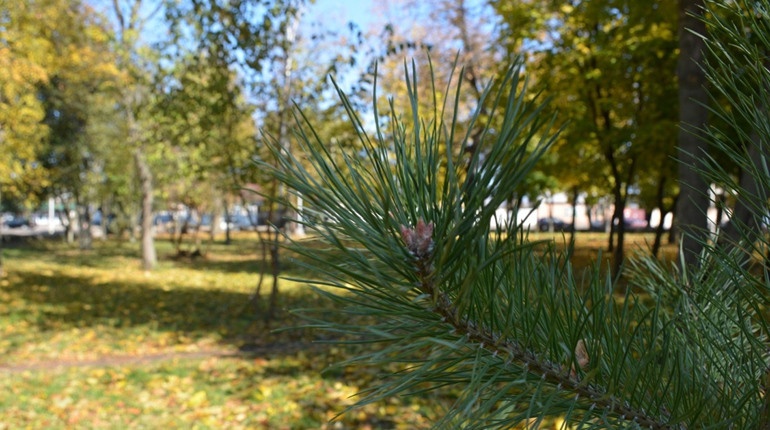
[0,342,315,374]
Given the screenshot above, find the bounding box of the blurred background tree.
[3,0,765,312]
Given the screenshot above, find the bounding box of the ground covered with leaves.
[0,236,451,429]
[0,233,672,428]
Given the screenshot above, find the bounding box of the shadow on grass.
[1,238,337,357]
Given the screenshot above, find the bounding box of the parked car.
[4,216,31,229]
[153,212,174,226]
[589,220,607,232]
[537,217,570,232]
[624,218,648,232]
[233,213,260,230]
[91,211,116,227]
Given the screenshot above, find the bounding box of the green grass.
[0,235,448,429]
[0,350,446,429]
[0,232,676,428]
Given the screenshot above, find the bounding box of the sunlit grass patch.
[0,350,444,429]
[0,239,316,365]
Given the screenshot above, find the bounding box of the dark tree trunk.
[251,192,283,326]
[668,200,678,245]
[569,186,579,244]
[613,193,627,278]
[611,157,637,278]
[652,178,677,258]
[652,220,666,259]
[676,0,710,269]
[719,130,767,248]
[608,210,616,252]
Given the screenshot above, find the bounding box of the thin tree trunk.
[251,188,279,324]
[175,218,188,255]
[714,192,725,232]
[254,182,281,323]
[223,199,232,245]
[586,205,594,230]
[652,178,666,258]
[60,195,76,244]
[652,220,665,258]
[668,199,678,245]
[267,227,281,325]
[78,202,93,250]
[210,193,222,243]
[569,186,578,244]
[719,130,767,249]
[253,16,298,322]
[135,148,156,271]
[100,197,112,240]
[612,158,637,277]
[676,0,710,269]
[652,177,677,258]
[608,211,616,252]
[613,193,627,278]
[453,0,488,169]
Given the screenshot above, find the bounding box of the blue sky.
[91,0,380,48]
[303,0,377,32]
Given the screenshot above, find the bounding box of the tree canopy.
[0,0,728,266]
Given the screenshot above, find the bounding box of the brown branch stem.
[409,252,680,430]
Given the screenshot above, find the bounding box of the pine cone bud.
[400,218,434,259]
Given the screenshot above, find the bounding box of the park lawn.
[0,348,445,429]
[0,238,264,365]
[528,231,679,269]
[0,236,451,429]
[0,232,675,428]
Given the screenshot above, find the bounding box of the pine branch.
[262,50,770,427]
[400,219,679,430]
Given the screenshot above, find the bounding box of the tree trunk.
[129,209,138,243]
[611,157,638,278]
[78,203,93,250]
[267,227,281,324]
[608,211,616,252]
[569,186,578,244]
[714,192,725,232]
[100,197,111,240]
[613,193,627,278]
[223,199,232,245]
[652,219,665,259]
[453,0,488,169]
[174,217,188,256]
[668,200,678,245]
[676,0,710,269]
[59,195,76,244]
[719,130,767,248]
[210,193,222,243]
[134,148,156,271]
[652,177,677,258]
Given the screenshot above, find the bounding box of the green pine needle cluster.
[259,2,770,426]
